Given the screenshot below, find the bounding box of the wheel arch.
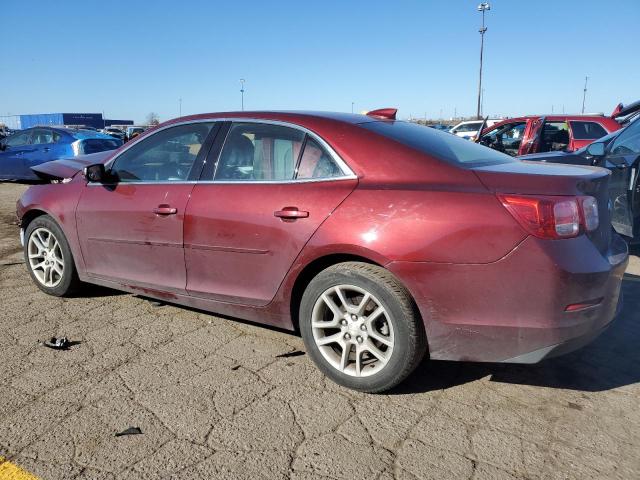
[20,208,49,231]
[290,253,381,332]
[20,207,84,276]
[288,252,426,339]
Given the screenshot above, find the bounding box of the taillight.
[498,194,598,239]
[580,196,599,232]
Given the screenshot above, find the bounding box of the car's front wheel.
[300,262,426,393]
[24,215,81,297]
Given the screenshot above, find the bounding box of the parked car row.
[519,100,640,241]
[0,126,122,181]
[100,126,148,142]
[477,112,622,156]
[0,123,154,181]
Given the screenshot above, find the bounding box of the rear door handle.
[153,205,177,215]
[274,207,309,220]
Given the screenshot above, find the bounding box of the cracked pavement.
[1,183,639,479]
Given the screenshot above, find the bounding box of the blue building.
[18,113,133,129]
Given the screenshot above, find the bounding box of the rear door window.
[31,128,55,145]
[214,123,305,181]
[570,121,607,140]
[296,138,343,179]
[539,121,570,152]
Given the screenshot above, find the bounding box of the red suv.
[478,114,622,157]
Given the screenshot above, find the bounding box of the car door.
[519,118,543,155]
[75,121,219,293]
[0,130,35,179]
[23,128,58,168]
[184,121,358,306]
[599,119,640,238]
[568,121,609,152]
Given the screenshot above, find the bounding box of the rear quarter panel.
[304,185,526,265]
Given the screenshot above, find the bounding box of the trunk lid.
[473,160,612,253]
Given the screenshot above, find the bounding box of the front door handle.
[153,205,177,215]
[274,207,309,220]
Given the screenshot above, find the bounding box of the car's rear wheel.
[24,215,81,297]
[300,262,426,393]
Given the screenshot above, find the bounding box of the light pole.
[581,76,589,114]
[351,102,354,114]
[239,79,246,111]
[476,3,490,119]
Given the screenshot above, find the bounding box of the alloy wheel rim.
[28,228,64,288]
[311,284,395,377]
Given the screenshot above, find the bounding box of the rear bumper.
[387,233,628,363]
[500,292,622,363]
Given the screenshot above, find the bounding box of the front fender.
[17,179,86,274]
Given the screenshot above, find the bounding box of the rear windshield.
[81,138,121,154]
[360,121,515,167]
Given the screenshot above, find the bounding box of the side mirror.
[83,163,106,182]
[0,142,6,151]
[586,142,605,157]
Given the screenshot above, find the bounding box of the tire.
[24,215,82,297]
[299,261,427,393]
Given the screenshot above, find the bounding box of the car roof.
[160,111,387,128]
[25,126,119,140]
[498,115,609,122]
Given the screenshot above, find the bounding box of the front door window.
[111,122,214,182]
[480,122,526,156]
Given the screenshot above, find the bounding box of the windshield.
[609,117,640,156]
[360,121,516,167]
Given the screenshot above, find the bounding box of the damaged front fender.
[30,151,114,182]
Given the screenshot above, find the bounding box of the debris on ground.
[42,337,70,350]
[115,427,143,437]
[276,350,305,358]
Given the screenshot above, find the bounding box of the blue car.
[0,127,122,181]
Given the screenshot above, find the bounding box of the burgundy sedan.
[16,109,628,392]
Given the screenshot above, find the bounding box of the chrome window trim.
[103,117,357,184]
[87,177,356,187]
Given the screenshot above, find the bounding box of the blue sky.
[2,0,639,123]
